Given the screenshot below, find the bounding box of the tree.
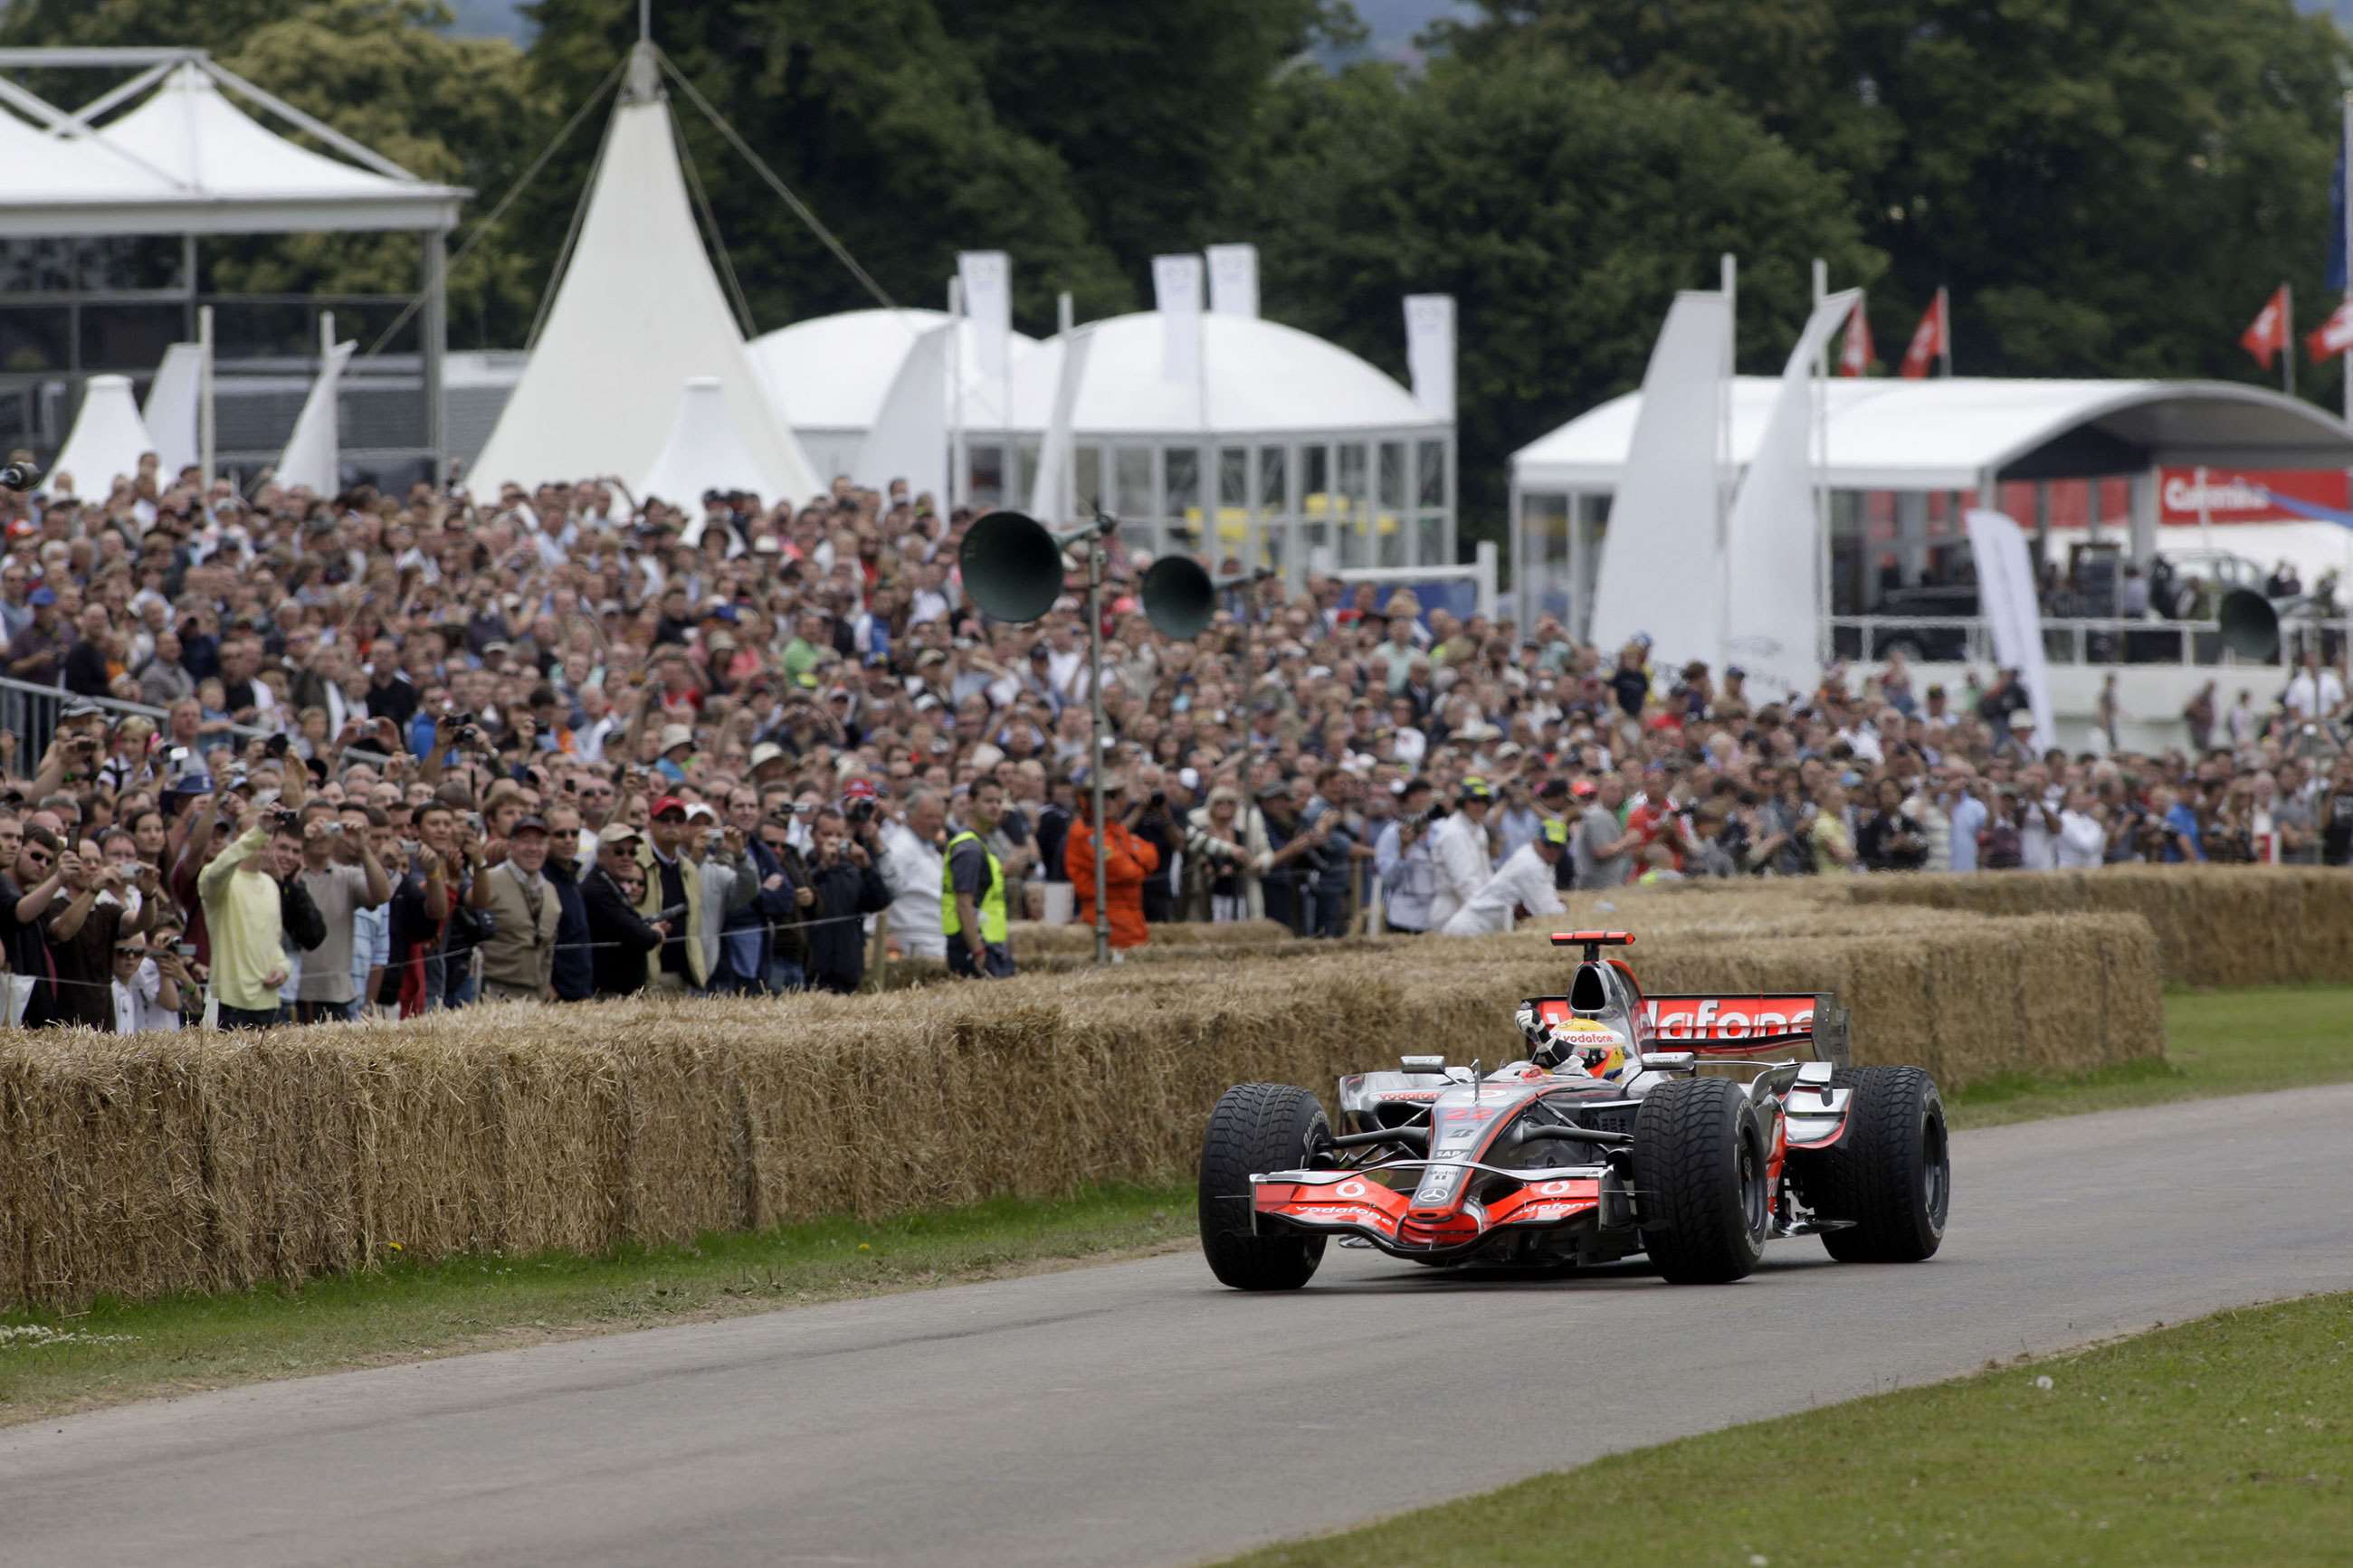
[938,1,1347,285]
[519,0,1130,334]
[1432,0,2353,397]
[1226,53,1880,539]
[212,1,556,349]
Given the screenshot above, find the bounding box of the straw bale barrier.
[0,910,2161,1313]
[1837,866,2353,988]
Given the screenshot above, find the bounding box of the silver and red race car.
[1198,931,1950,1289]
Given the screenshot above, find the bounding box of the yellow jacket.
[634,839,709,986]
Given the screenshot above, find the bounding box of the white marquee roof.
[470,71,820,503]
[0,57,465,236]
[749,309,1039,434]
[1011,312,1441,437]
[1513,375,2353,493]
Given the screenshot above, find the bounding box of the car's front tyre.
[1633,1077,1768,1283]
[1198,1083,1329,1290]
[1799,1065,1950,1263]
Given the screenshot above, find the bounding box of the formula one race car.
[1198,931,1950,1289]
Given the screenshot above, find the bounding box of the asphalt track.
[4,1086,2349,1567]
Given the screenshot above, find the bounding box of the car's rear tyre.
[1198,1083,1330,1290]
[1633,1077,1767,1284]
[1801,1066,1950,1263]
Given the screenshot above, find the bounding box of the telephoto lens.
[0,461,39,491]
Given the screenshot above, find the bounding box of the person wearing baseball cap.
[653,725,695,782]
[475,816,558,1003]
[1440,816,1568,936]
[582,821,666,997]
[635,795,705,990]
[1426,774,1497,932]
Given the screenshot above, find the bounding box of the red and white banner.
[2157,466,2351,525]
[1898,287,1948,378]
[2305,298,2353,361]
[1837,295,1873,376]
[2242,284,2290,368]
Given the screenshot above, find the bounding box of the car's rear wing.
[1531,993,1851,1066]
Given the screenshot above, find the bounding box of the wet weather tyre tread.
[1802,1066,1949,1263]
[1633,1077,1767,1284]
[1199,1083,1329,1290]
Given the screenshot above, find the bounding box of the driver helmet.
[1549,1011,1634,1080]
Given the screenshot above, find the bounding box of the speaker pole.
[1085,527,1111,966]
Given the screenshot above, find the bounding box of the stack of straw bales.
[0,910,2163,1311]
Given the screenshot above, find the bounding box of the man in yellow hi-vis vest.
[942,777,1016,979]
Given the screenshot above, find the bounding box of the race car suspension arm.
[1513,1122,1632,1147]
[1328,1126,1429,1152]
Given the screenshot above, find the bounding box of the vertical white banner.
[1028,327,1097,524]
[1207,243,1259,318]
[1153,254,1204,386]
[1965,508,2057,753]
[1403,294,1455,422]
[142,342,205,480]
[957,250,1011,382]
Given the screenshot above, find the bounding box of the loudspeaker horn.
[958,510,1067,624]
[1139,558,1276,641]
[2216,587,2280,662]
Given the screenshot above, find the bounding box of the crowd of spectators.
[0,449,2349,1033]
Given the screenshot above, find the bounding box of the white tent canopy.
[47,375,157,498]
[0,53,464,236]
[274,337,355,494]
[748,308,1037,481]
[471,51,820,505]
[1513,376,2353,494]
[639,377,773,509]
[1010,312,1438,436]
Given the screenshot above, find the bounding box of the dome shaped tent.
[748,309,1039,487]
[1011,312,1454,574]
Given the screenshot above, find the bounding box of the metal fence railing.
[0,674,269,774]
[1828,615,2352,669]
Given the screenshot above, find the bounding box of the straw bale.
[1,903,2170,1313]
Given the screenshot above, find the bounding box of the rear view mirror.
[1400,1054,1449,1075]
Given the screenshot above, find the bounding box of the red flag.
[1837,296,1873,376]
[1899,288,1948,379]
[2242,285,2290,368]
[2306,298,2353,361]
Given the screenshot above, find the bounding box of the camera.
[174,942,198,959]
[268,807,301,832]
[263,733,290,759]
[845,798,876,827]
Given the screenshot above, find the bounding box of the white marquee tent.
[1007,311,1454,572]
[639,376,774,511]
[47,375,157,499]
[467,47,820,504]
[0,46,467,479]
[1511,374,2353,631]
[748,309,1039,483]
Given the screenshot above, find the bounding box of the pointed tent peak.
[471,93,819,503]
[640,376,774,506]
[624,40,662,105]
[96,64,448,201]
[48,375,158,499]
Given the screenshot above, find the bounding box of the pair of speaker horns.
[957,508,1266,639]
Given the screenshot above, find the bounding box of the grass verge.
[0,1181,1189,1428]
[4,984,2347,1426]
[1223,1292,2353,1568]
[1946,984,2353,1129]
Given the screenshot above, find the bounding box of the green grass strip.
[1225,1292,2353,1568]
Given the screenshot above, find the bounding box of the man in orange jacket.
[1064,776,1159,952]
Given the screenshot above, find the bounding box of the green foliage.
[519,0,1129,330]
[938,1,1341,290]
[1226,53,1878,536]
[1434,0,2353,395]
